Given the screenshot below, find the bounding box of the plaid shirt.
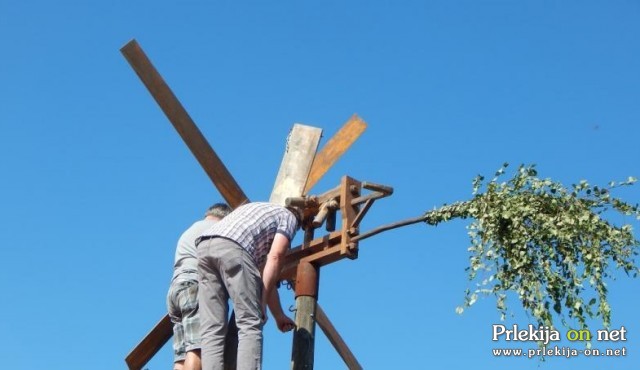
[199,202,299,266]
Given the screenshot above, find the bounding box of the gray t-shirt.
[171,218,217,283]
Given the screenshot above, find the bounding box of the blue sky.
[1,1,639,369]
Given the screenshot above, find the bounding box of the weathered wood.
[291,297,318,369]
[315,306,363,370]
[303,115,367,194]
[125,314,172,370]
[291,262,320,370]
[270,124,322,205]
[121,39,249,208]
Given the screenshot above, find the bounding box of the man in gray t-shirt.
[167,203,231,370]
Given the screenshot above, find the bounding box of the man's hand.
[274,314,296,332]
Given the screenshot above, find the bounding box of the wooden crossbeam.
[124,315,171,370]
[121,39,248,208]
[316,306,363,370]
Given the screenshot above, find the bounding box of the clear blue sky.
[1,1,639,369]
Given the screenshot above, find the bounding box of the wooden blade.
[269,124,323,204]
[125,314,172,370]
[316,305,363,370]
[120,39,248,208]
[303,114,367,194]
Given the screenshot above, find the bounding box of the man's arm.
[262,233,295,331]
[268,288,295,332]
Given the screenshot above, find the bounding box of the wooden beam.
[270,124,322,205]
[316,306,363,370]
[303,115,367,194]
[125,314,172,370]
[120,39,248,208]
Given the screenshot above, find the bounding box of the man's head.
[205,203,232,221]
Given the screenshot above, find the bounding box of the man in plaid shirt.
[196,202,301,370]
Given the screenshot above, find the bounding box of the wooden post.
[291,261,320,370]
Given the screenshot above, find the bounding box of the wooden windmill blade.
[121,39,366,370]
[316,305,363,370]
[124,315,172,370]
[303,114,367,195]
[120,39,248,208]
[269,123,322,205]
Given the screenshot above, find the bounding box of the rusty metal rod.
[350,191,389,206]
[350,198,374,230]
[351,214,427,242]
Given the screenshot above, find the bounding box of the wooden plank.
[120,39,248,208]
[269,124,322,205]
[125,314,172,370]
[316,306,363,370]
[303,115,367,194]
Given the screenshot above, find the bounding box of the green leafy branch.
[421,163,639,330]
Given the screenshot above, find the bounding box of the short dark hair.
[205,203,232,218]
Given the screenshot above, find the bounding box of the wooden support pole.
[291,262,320,370]
[315,306,363,370]
[125,314,172,370]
